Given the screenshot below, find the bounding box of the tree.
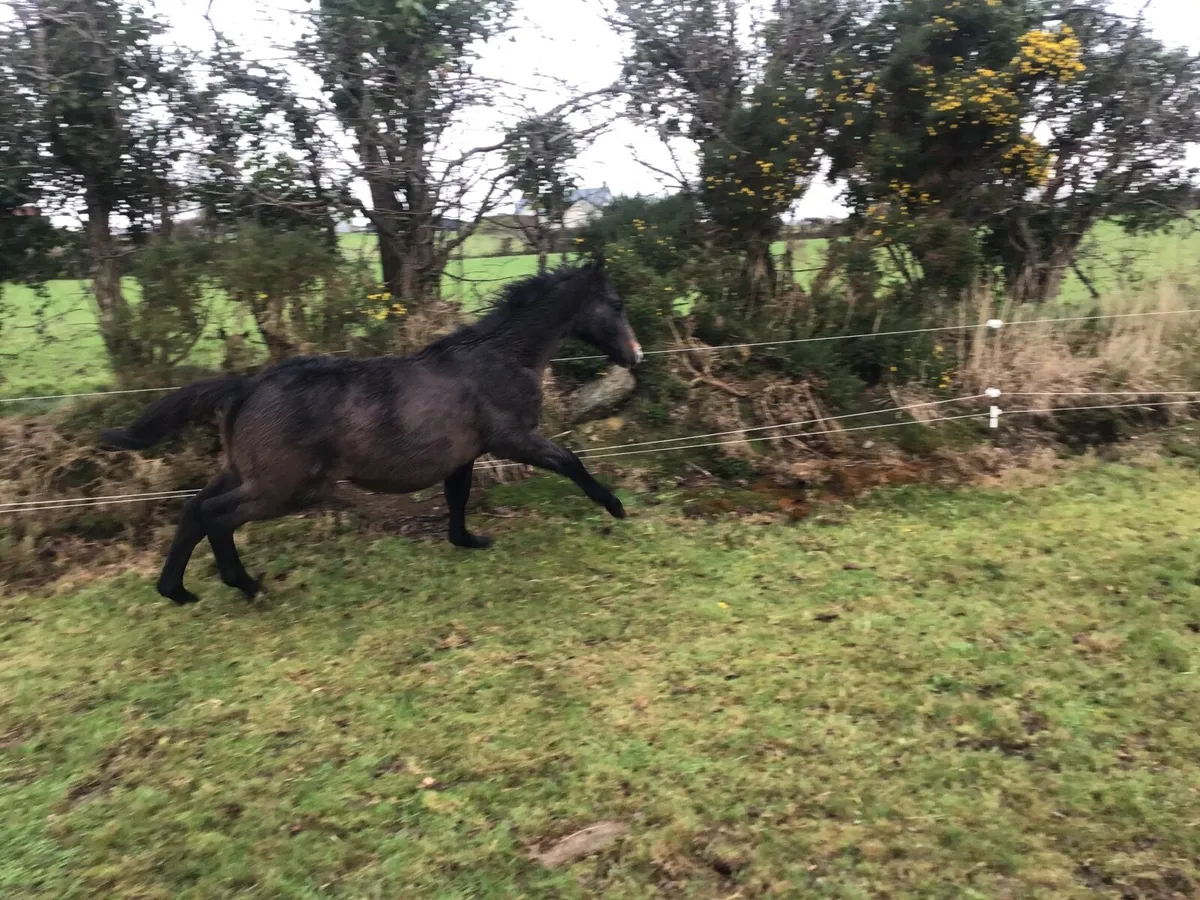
[1,0,198,378]
[0,71,58,287]
[300,0,517,307]
[188,33,348,249]
[611,0,863,312]
[821,0,1200,301]
[996,3,1200,301]
[505,114,583,274]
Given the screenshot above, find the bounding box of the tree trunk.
[362,172,441,307]
[1011,240,1077,303]
[1008,213,1086,303]
[395,251,440,309]
[86,194,139,380]
[743,238,778,313]
[249,293,295,362]
[365,177,406,298]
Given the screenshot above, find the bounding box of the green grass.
[4,459,1200,897]
[1068,219,1200,300]
[0,250,563,403]
[339,228,527,261]
[3,218,1199,404]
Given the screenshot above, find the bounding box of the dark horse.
[100,260,642,605]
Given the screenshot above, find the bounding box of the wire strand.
[6,397,1199,511]
[548,308,1200,362]
[1001,390,1200,397]
[0,386,178,405]
[0,488,199,511]
[6,308,1200,406]
[1004,400,1200,415]
[573,394,986,456]
[574,413,984,460]
[5,492,201,513]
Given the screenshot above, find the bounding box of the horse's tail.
[99,376,250,451]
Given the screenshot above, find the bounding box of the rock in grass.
[570,367,636,423]
[528,821,629,868]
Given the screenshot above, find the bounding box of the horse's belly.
[338,441,480,494]
[331,391,483,491]
[347,475,434,495]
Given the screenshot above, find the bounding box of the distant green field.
[2,219,1198,405]
[0,252,564,405]
[339,228,525,261]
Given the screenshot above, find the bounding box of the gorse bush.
[130,235,216,374]
[214,223,386,361]
[566,194,712,381]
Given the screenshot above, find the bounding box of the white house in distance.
[514,185,613,229]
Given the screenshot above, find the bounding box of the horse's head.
[570,257,643,369]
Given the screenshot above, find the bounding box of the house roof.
[570,186,612,207]
[514,186,612,216]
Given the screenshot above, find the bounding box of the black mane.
[421,262,592,354]
[482,263,585,316]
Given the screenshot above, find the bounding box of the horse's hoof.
[161,586,200,605]
[237,577,263,600]
[452,532,494,550]
[606,497,627,519]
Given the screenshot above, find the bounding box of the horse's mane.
[421,262,593,354]
[481,263,585,316]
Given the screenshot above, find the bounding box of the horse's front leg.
[493,433,626,519]
[444,459,494,549]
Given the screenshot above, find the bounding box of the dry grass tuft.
[962,282,1200,403]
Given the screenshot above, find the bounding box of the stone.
[569,366,636,423]
[528,821,629,868]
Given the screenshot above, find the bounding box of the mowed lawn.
[3,458,1200,898]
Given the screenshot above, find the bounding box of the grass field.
[2,219,1198,405]
[3,457,1200,897]
[0,251,562,404]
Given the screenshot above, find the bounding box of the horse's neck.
[511,290,584,373]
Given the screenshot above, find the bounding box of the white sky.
[162,0,1200,219]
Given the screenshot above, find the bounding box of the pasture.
[4,218,1200,899]
[3,456,1200,897]
[3,218,1197,406]
[0,248,563,405]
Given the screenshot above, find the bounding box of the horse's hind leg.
[172,472,261,597]
[200,478,327,533]
[197,472,334,597]
[157,473,238,605]
[206,524,261,599]
[444,459,493,549]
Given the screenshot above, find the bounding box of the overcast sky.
[168,0,1200,219]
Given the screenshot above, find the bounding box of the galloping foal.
[100,259,642,604]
